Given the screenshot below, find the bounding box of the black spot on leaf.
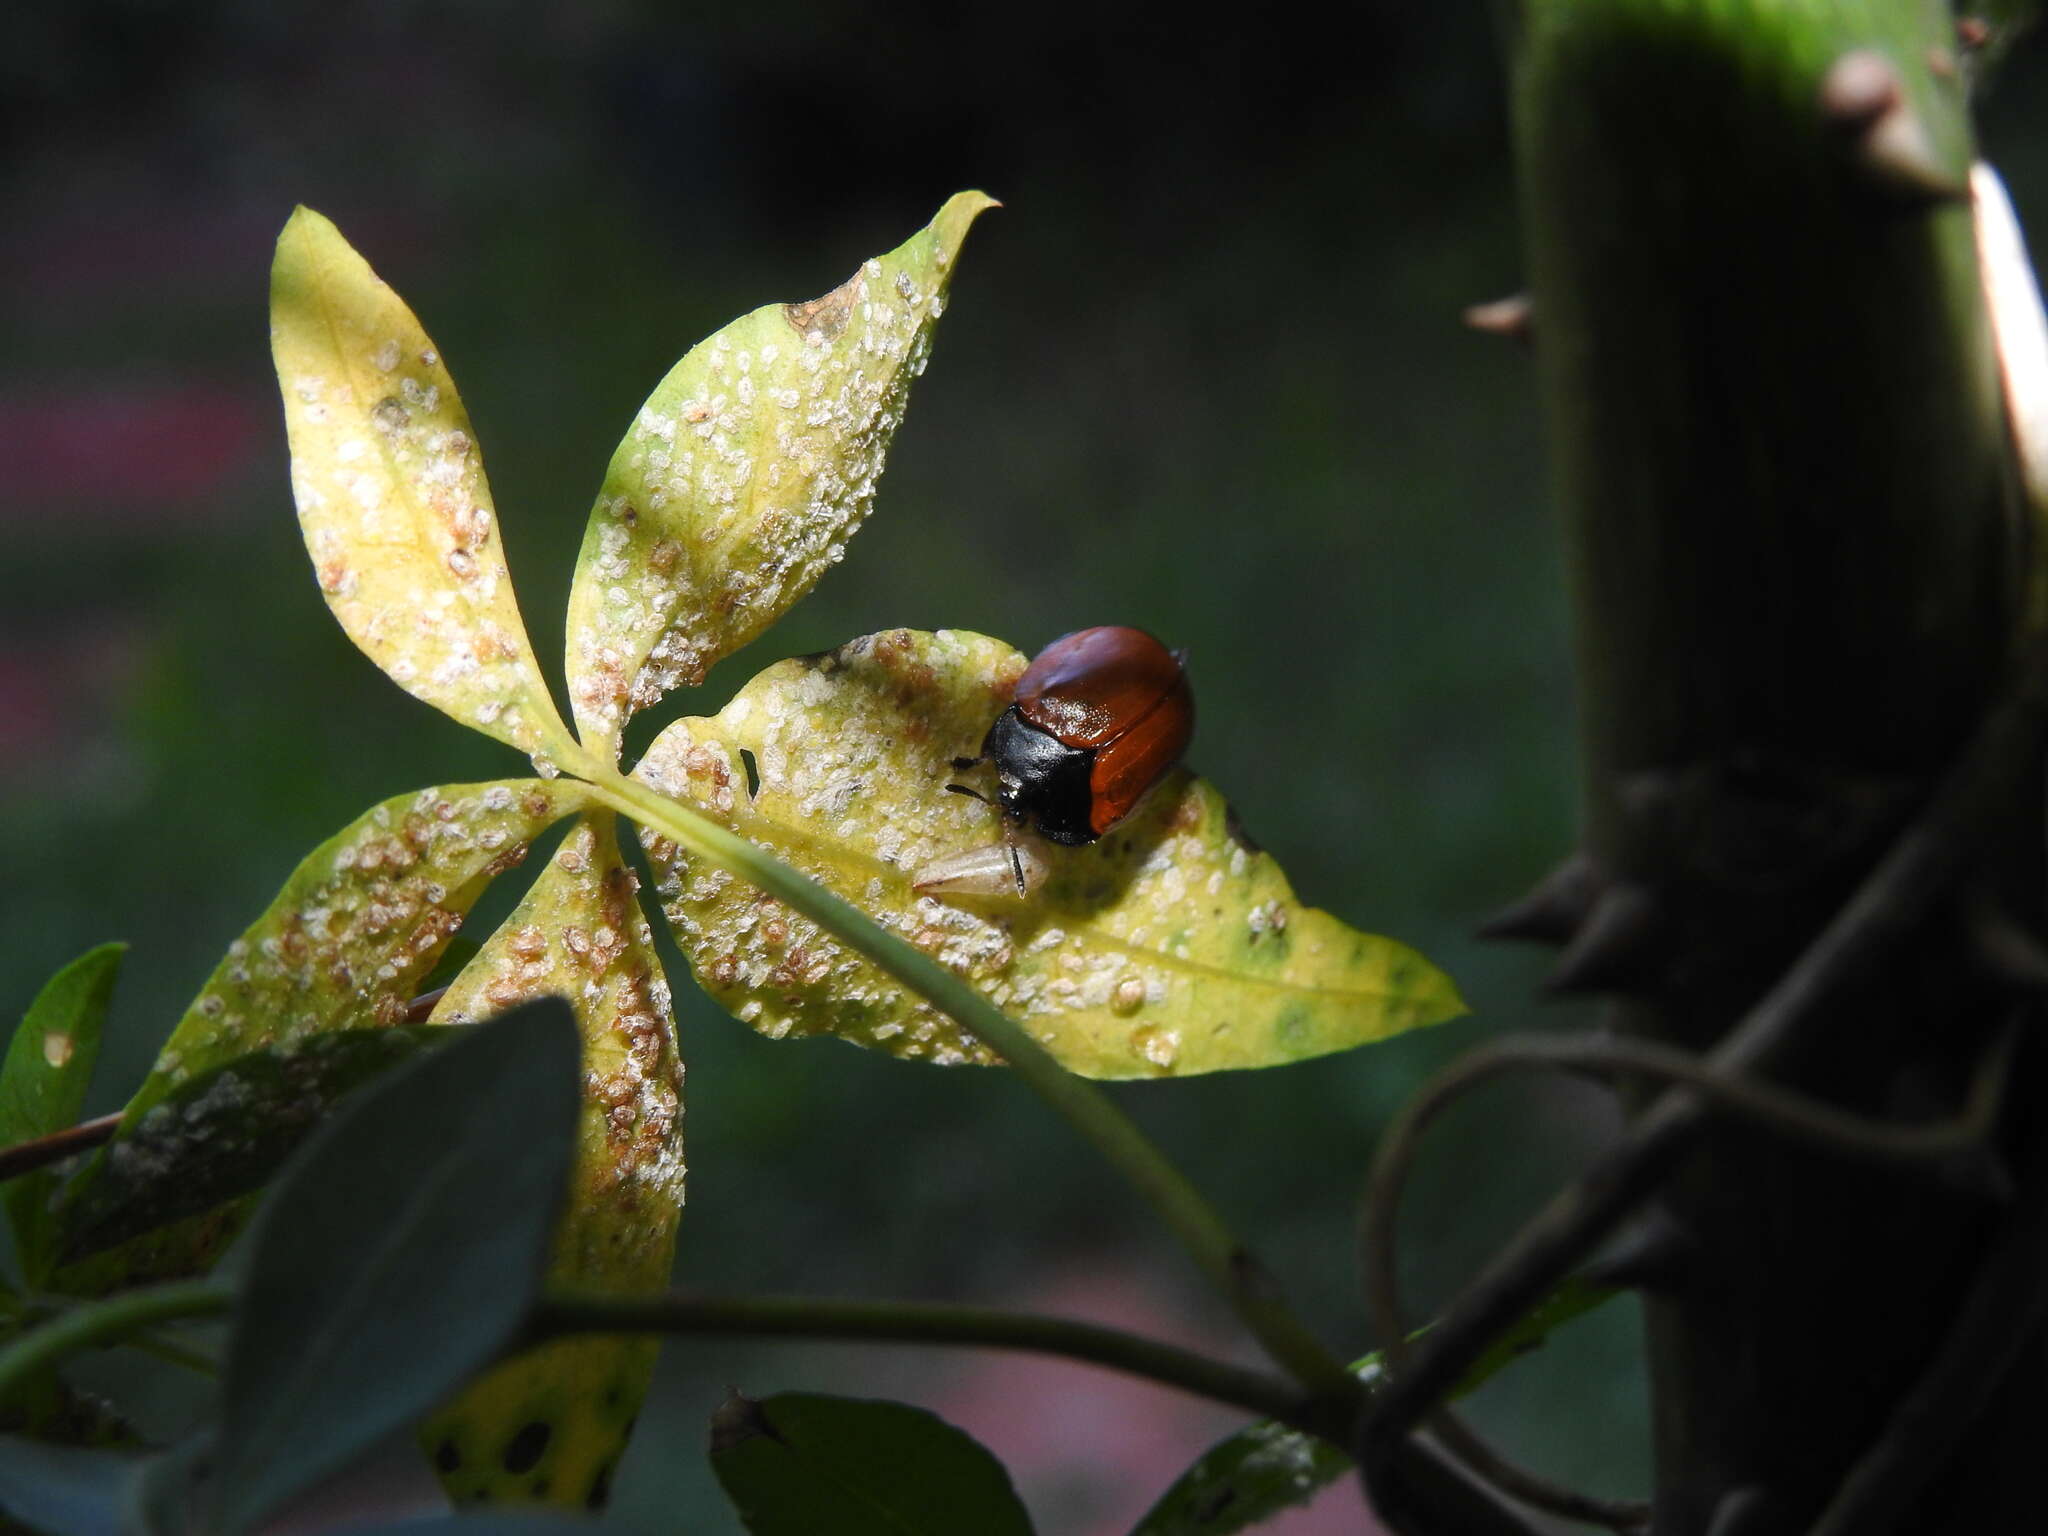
[503,1420,552,1474]
[587,1458,617,1510]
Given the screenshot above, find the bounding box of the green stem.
[13,1293,222,1380]
[0,1281,228,1400]
[534,1288,1329,1435]
[119,1328,220,1378]
[572,754,1356,1405]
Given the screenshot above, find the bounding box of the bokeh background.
[5,5,2046,1531]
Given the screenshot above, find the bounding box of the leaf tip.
[931,189,1001,259]
[276,203,335,256]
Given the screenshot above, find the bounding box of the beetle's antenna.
[950,755,983,771]
[946,782,991,805]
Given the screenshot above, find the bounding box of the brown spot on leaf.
[1223,800,1263,854]
[783,273,862,341]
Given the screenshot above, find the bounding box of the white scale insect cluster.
[568,252,949,751]
[628,635,1244,1077]
[288,327,546,756]
[153,784,563,1101]
[431,820,685,1221]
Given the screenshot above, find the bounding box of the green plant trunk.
[1509,1,2039,1529]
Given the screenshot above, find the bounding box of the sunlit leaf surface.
[563,192,996,758]
[121,780,587,1125]
[635,629,1462,1078]
[421,812,684,1511]
[271,207,573,764]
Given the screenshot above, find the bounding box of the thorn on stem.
[1580,1205,1699,1294]
[1969,905,2048,994]
[1462,294,1533,345]
[1819,51,1969,204]
[708,1390,779,1453]
[1956,17,1991,53]
[1705,1485,1781,1536]
[1478,852,1603,947]
[1544,882,1664,995]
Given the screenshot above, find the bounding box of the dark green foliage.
[1,945,122,1287]
[709,1390,1035,1536]
[0,1436,140,1535]
[206,999,579,1533]
[52,1026,439,1264]
[1133,1279,1616,1534]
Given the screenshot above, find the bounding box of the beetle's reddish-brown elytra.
[921,627,1195,896]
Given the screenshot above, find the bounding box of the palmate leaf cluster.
[0,195,1467,1529]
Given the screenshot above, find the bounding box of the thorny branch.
[1356,1026,2018,1532]
[1803,1119,2048,1536]
[1357,640,2048,1525]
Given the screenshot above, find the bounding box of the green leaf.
[1129,1419,1350,1536]
[1,945,121,1285]
[0,1435,144,1536]
[635,629,1463,1077]
[50,1026,438,1265]
[1130,1280,1618,1535]
[209,998,581,1535]
[420,813,684,1511]
[709,1391,1034,1536]
[270,206,575,765]
[563,192,996,759]
[0,1367,141,1448]
[119,779,587,1129]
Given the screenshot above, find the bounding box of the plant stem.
[1363,641,2048,1480]
[534,1288,1325,1432]
[1804,1116,2048,1536]
[1363,1026,2015,1374]
[1355,1022,2011,1534]
[0,1281,228,1400]
[575,758,1359,1405]
[0,1113,119,1182]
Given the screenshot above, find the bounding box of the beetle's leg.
[1001,820,1027,897]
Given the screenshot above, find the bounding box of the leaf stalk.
[572,753,1360,1406]
[0,1280,229,1402]
[533,1289,1325,1434]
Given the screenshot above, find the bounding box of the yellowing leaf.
[421,812,684,1511]
[634,629,1462,1079]
[564,192,997,759]
[122,779,589,1125]
[270,207,574,764]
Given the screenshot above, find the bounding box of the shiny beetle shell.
[992,626,1195,844]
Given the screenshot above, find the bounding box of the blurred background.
[5,4,2046,1530]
